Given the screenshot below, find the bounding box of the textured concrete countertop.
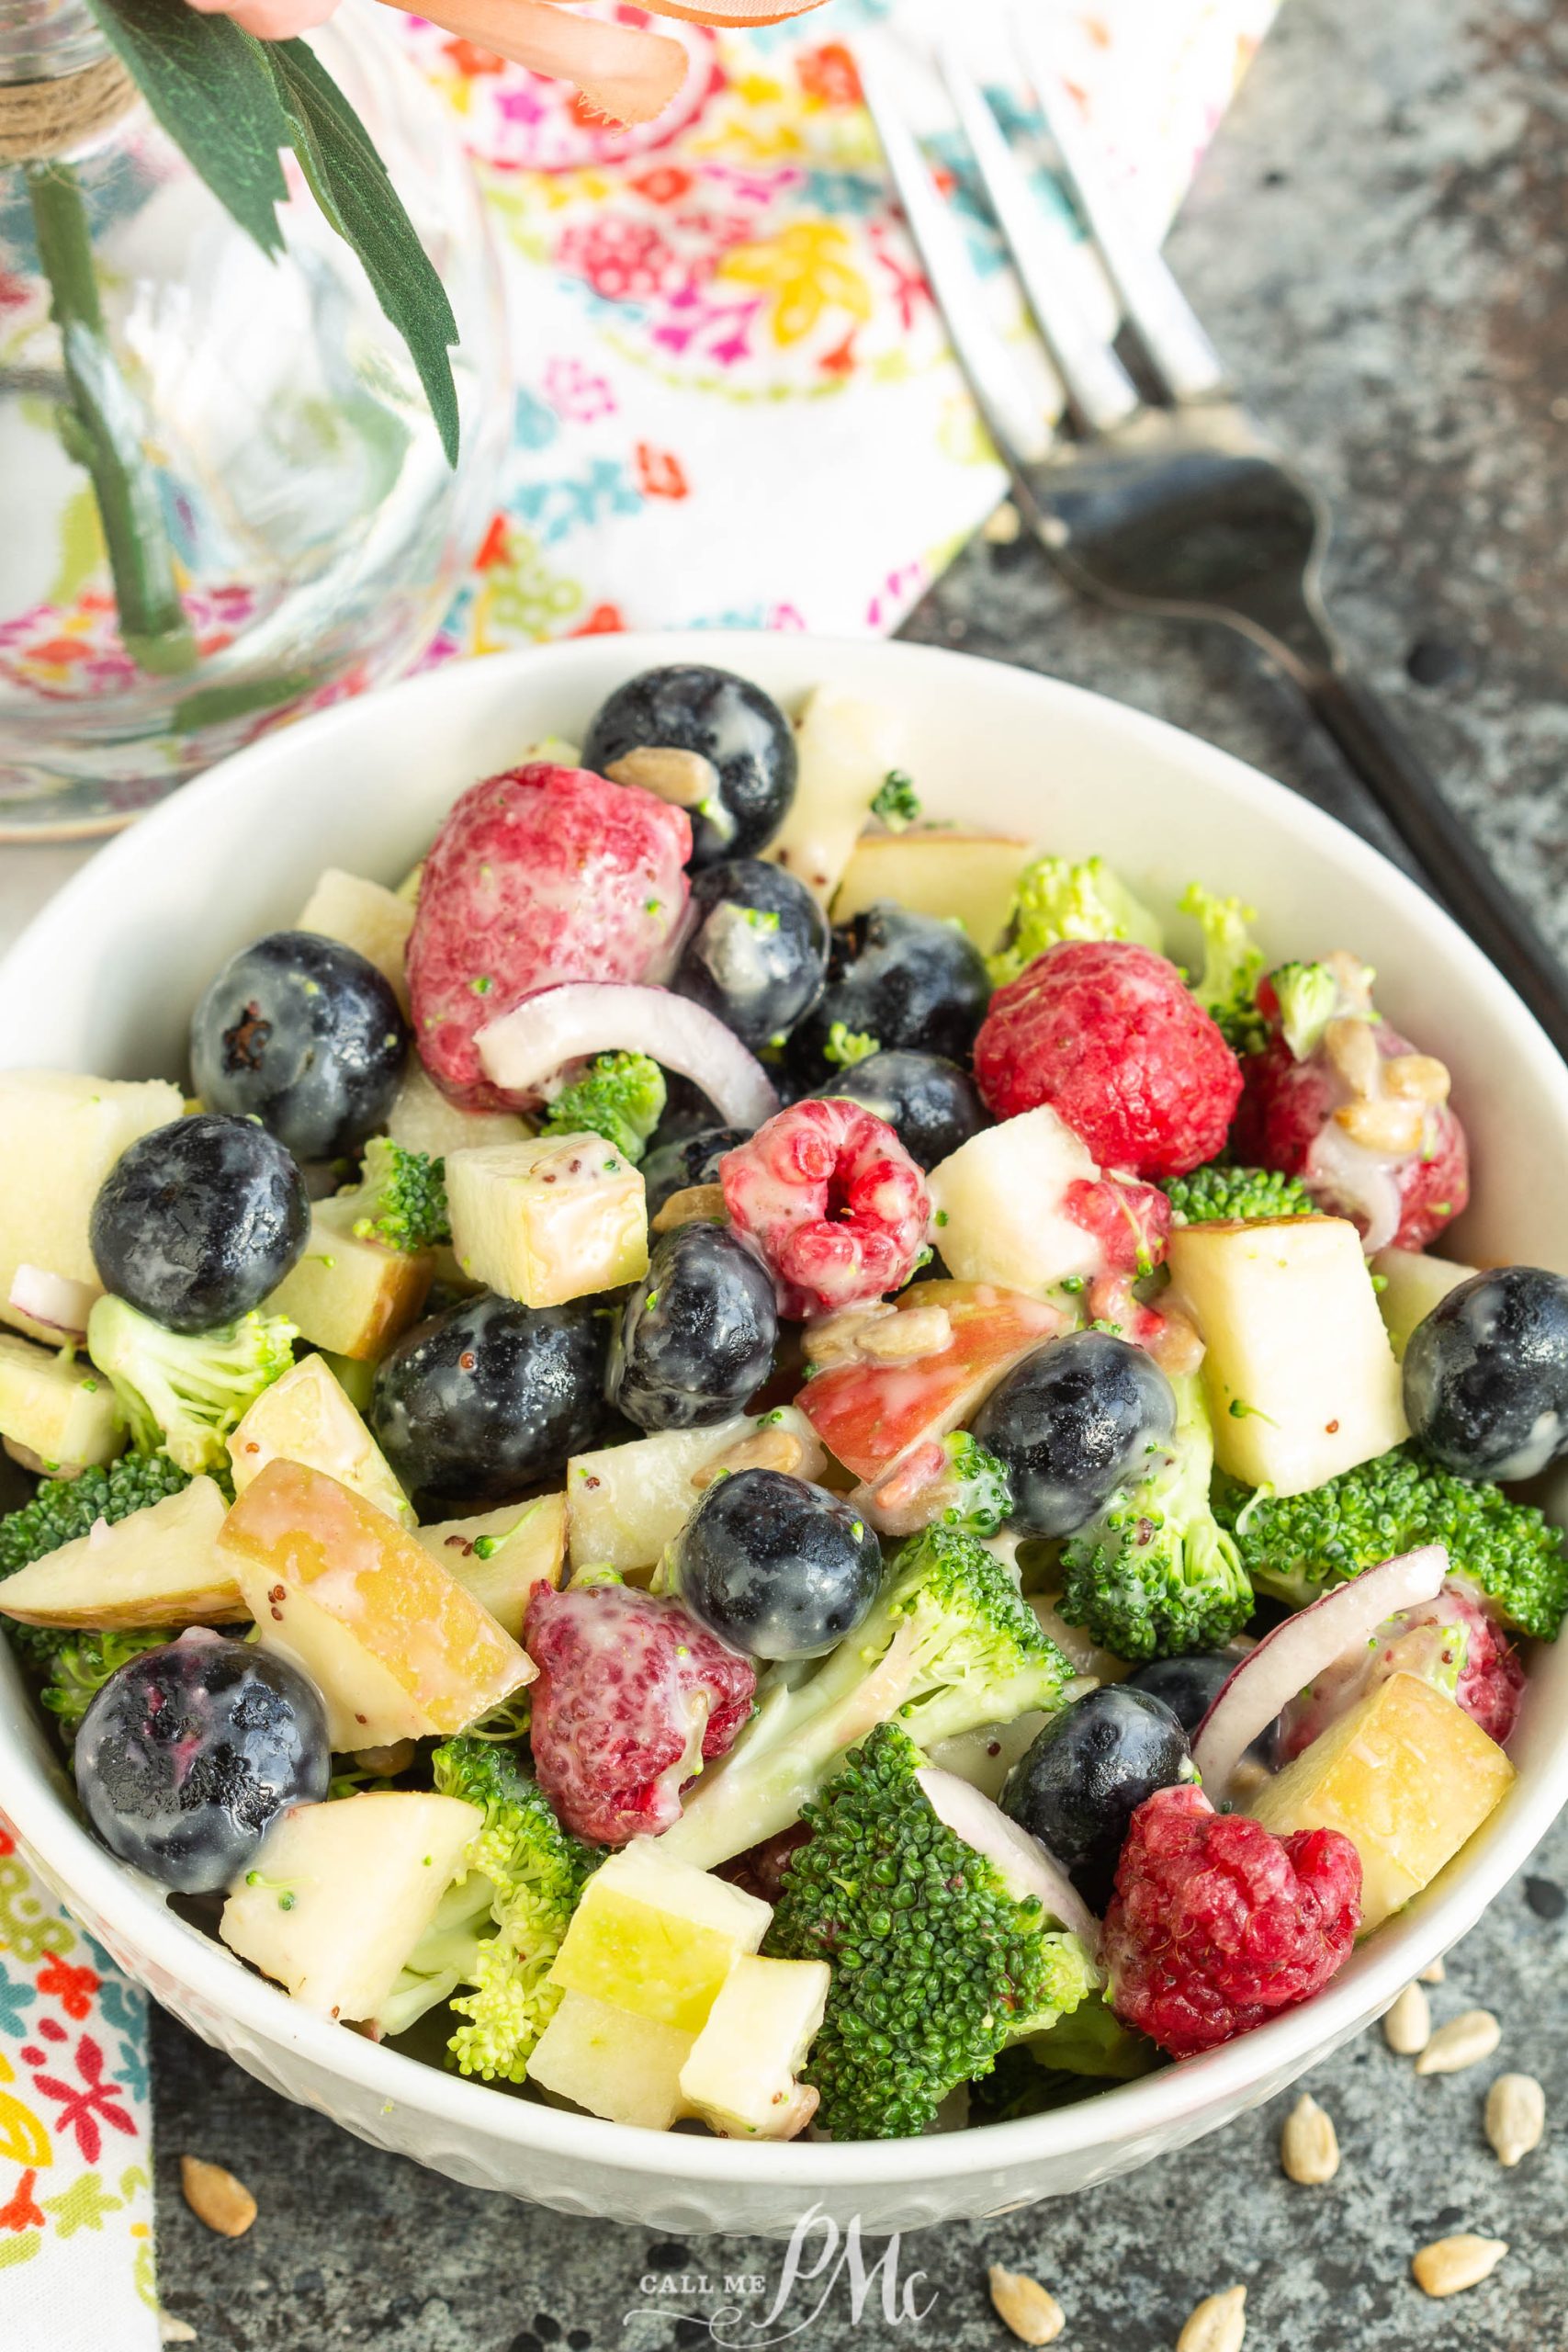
[15,0,1568,2335]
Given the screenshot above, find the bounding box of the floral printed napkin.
[0,0,1276,2338]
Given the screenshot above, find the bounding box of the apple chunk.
[0,1476,240,1629]
[797,1280,1065,1482]
[831,827,1028,952]
[1248,1670,1515,1931]
[547,1844,771,2034]
[414,1492,567,1639]
[228,1352,412,1526]
[678,1955,829,2140]
[0,1329,124,1471]
[295,868,414,1012]
[1168,1215,1407,1496]
[220,1458,534,1748]
[446,1134,648,1309]
[528,1989,695,2131]
[220,1791,480,2020]
[0,1070,184,1341]
[567,1408,824,1576]
[265,1208,434,1363]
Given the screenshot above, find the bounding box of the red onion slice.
[8,1264,96,1342]
[917,1764,1102,1959]
[1192,1543,1450,1802]
[475,983,780,1132]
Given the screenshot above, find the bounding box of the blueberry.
[1001,1685,1191,1911]
[642,1125,748,1218]
[190,930,409,1162]
[75,1634,329,1894]
[371,1292,615,1505]
[1125,1647,1277,1766]
[90,1114,309,1334]
[670,1466,883,1659]
[671,859,829,1051]
[608,1225,778,1432]
[813,1048,986,1169]
[971,1331,1177,1539]
[581,665,797,865]
[790,901,991,1078]
[1404,1266,1568,1481]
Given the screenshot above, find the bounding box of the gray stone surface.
[136,0,1568,2338]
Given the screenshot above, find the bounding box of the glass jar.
[0,0,506,836]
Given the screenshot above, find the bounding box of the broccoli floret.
[1020,1987,1157,2080]
[658,1523,1075,1870]
[821,1021,881,1069]
[1059,1373,1252,1661]
[988,854,1163,989]
[39,1629,175,1737]
[1161,1163,1314,1227]
[539,1052,666,1164]
[85,1295,296,1477]
[1215,1443,1568,1639]
[1180,883,1266,1055]
[422,1736,597,2082]
[331,1136,449,1251]
[932,1432,1013,1538]
[763,1723,1100,2138]
[0,1451,192,1668]
[1268,960,1341,1060]
[871,770,921,830]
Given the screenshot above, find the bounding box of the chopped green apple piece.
[265,1207,434,1363]
[415,1492,567,1639]
[763,686,905,907]
[678,1954,829,2140]
[446,1133,648,1310]
[927,1107,1103,1294]
[220,1457,536,1748]
[220,1791,481,2020]
[528,1988,694,2131]
[0,1329,124,1471]
[1168,1215,1407,1496]
[295,868,415,1012]
[0,1071,184,1341]
[228,1352,412,1526]
[831,828,1029,952]
[567,1408,824,1576]
[385,1062,531,1159]
[548,1845,771,2034]
[1372,1246,1478,1361]
[0,1475,237,1629]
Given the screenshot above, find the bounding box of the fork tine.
[1013,12,1230,405]
[854,40,1055,472]
[937,45,1140,437]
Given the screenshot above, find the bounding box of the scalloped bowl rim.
[2,631,1565,2220]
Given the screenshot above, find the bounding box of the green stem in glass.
[25,156,197,676]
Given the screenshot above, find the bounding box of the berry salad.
[1,662,1563,2144]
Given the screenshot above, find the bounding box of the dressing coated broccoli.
[987,855,1163,989]
[540,1052,666,1164]
[1161,1163,1314,1226]
[331,1137,449,1252]
[85,1295,296,1477]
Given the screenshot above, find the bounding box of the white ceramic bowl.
[3,634,1565,2236]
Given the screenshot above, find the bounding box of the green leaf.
[263,37,460,467]
[83,0,292,257]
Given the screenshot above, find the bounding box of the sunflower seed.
[1418,1957,1446,1984]
[1411,2234,1507,2297]
[1383,1052,1450,1103]
[1415,2008,1501,2076]
[179,2154,256,2238]
[691,1426,804,1487]
[1484,2073,1545,2167]
[157,2318,197,2346]
[604,746,717,807]
[651,1182,728,1235]
[1334,1095,1426,1153]
[1176,2284,1247,2352]
[1382,1983,1431,2055]
[987,2265,1065,2344]
[858,1305,953,1360]
[1280,2092,1340,2184]
[1325,1016,1382,1098]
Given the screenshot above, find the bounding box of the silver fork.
[854,27,1568,1059]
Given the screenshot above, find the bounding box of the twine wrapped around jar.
[0,49,135,160]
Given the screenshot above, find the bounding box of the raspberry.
[524,1579,754,1846]
[975,942,1243,1180]
[1104,1784,1361,2056]
[1063,1172,1173,1278]
[719,1099,931,1320]
[1440,1582,1525,1746]
[408,763,691,1109]
[1235,1017,1470,1253]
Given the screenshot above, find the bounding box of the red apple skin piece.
[220,1458,535,1740]
[797,1282,1066,1482]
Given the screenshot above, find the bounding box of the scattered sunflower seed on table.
[179,2153,258,2238]
[1484,2073,1546,2166]
[1176,2283,1247,2352]
[987,2264,1065,2344]
[1279,2092,1340,2184]
[1383,1983,1431,2055]
[1411,2234,1508,2298]
[1415,2008,1502,2077]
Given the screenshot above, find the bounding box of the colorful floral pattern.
[0,1815,156,2349]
